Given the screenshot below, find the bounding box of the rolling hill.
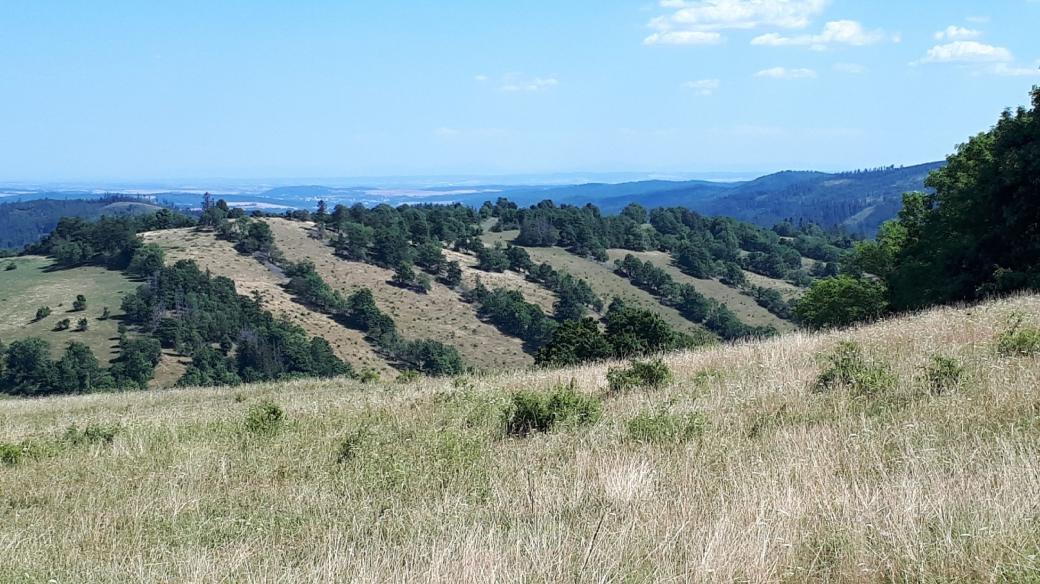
[0,197,165,249]
[2,294,1037,581]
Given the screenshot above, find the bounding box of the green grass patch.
[504,381,602,436]
[626,409,705,444]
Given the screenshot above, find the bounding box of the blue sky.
[0,0,1037,182]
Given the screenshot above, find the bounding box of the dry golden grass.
[3,295,1039,582]
[141,227,393,377]
[265,218,534,371]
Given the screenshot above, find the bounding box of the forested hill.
[544,162,942,235]
[0,197,164,249]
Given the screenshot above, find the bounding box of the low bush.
[396,370,421,384]
[358,369,381,384]
[997,314,1040,357]
[504,381,602,436]
[813,341,896,397]
[0,442,23,465]
[607,359,673,394]
[62,423,120,446]
[926,355,964,395]
[244,400,284,435]
[626,410,705,444]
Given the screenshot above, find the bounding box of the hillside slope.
[3,295,1039,581]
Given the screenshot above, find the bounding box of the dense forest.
[0,196,166,250]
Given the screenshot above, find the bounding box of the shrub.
[813,341,896,397]
[34,306,51,321]
[607,359,673,394]
[99,307,111,320]
[626,410,706,444]
[72,294,87,312]
[4,262,15,271]
[62,423,120,446]
[926,355,964,395]
[359,369,381,384]
[54,318,71,331]
[0,442,22,465]
[75,318,89,332]
[997,314,1040,357]
[504,381,602,436]
[244,400,284,434]
[335,428,369,463]
[396,370,421,384]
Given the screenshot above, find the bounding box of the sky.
[0,0,1038,183]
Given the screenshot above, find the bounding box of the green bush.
[62,423,120,446]
[396,370,422,384]
[813,341,896,397]
[0,442,23,465]
[244,400,284,435]
[926,355,964,395]
[359,369,381,384]
[34,306,51,321]
[607,359,673,394]
[626,410,705,444]
[4,262,15,271]
[997,314,1040,357]
[504,381,602,436]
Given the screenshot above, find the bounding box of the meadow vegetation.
[2,295,1038,581]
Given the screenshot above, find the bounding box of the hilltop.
[2,295,1038,581]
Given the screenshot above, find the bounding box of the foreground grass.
[2,296,1039,582]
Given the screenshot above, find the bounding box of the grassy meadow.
[0,256,137,364]
[2,294,1039,581]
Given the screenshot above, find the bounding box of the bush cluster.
[244,400,285,435]
[503,382,602,436]
[813,341,896,397]
[607,359,673,394]
[997,314,1040,357]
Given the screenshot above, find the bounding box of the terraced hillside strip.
[263,218,534,371]
[0,256,137,364]
[480,230,709,339]
[606,249,795,332]
[140,228,393,376]
[3,295,1039,581]
[441,248,557,314]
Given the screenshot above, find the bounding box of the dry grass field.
[141,228,393,376]
[3,295,1039,582]
[264,218,534,371]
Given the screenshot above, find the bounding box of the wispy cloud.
[751,19,885,50]
[833,62,866,74]
[682,78,721,95]
[754,66,817,79]
[919,41,1013,64]
[645,0,828,46]
[933,25,981,41]
[478,73,559,93]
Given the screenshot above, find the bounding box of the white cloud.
[754,66,817,79]
[645,0,828,45]
[644,31,723,45]
[933,25,981,41]
[833,62,865,74]
[920,41,1013,63]
[682,78,721,95]
[492,74,559,93]
[751,19,884,50]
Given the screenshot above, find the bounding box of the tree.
[76,318,89,332]
[476,245,510,272]
[867,88,1040,311]
[795,275,888,330]
[441,261,463,287]
[535,318,613,366]
[54,342,112,393]
[34,306,51,321]
[54,318,71,331]
[1,338,54,395]
[100,307,111,320]
[127,244,166,277]
[392,262,417,288]
[72,294,87,312]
